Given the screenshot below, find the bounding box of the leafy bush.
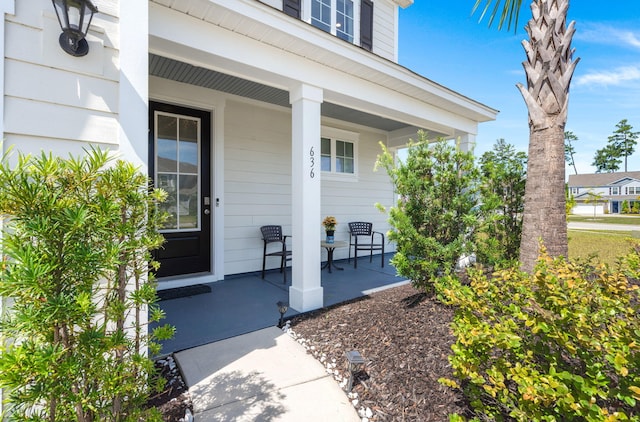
[440,246,640,421]
[476,139,526,267]
[376,135,479,292]
[0,148,174,421]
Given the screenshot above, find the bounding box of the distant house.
[567,172,640,215]
[1,0,498,312]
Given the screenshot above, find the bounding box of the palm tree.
[473,0,579,272]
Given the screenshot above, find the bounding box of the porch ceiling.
[150,54,411,132]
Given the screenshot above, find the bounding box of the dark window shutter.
[360,0,374,51]
[283,0,301,19]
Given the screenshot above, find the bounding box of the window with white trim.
[627,186,640,195]
[320,128,358,176]
[571,187,579,195]
[310,0,358,43]
[611,186,620,195]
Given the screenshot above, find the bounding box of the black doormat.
[157,284,211,301]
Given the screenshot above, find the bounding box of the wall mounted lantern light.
[51,0,98,57]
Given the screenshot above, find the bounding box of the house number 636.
[309,146,315,178]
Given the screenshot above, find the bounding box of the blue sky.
[398,2,640,175]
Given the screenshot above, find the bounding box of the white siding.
[223,100,395,276]
[224,100,293,275]
[4,0,121,155]
[373,0,396,61]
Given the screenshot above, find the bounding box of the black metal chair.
[348,221,384,268]
[260,225,292,284]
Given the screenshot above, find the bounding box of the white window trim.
[302,0,361,46]
[321,126,359,181]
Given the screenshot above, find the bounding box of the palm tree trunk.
[517,0,578,272]
[519,125,568,271]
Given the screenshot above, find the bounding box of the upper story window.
[570,187,579,195]
[311,0,356,42]
[611,186,620,195]
[284,0,373,50]
[320,127,358,177]
[627,186,640,195]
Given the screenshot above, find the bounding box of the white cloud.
[575,66,640,86]
[576,23,640,50]
[620,31,640,49]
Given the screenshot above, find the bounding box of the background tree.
[592,144,622,173]
[376,134,480,292]
[564,130,579,174]
[477,139,527,266]
[606,118,639,172]
[473,0,579,272]
[584,190,604,218]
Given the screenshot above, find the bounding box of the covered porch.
[155,253,406,354]
[148,0,497,315]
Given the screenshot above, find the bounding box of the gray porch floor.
[155,253,406,354]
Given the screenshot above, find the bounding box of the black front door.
[149,102,212,278]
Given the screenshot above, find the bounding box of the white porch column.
[457,133,476,153]
[289,83,323,312]
[118,0,148,167]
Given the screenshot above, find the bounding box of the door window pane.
[178,175,198,229]
[157,114,177,172]
[158,173,178,230]
[156,112,201,232]
[179,119,199,173]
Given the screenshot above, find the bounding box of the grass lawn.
[568,229,636,265]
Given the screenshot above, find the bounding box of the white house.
[0,0,497,312]
[568,172,640,215]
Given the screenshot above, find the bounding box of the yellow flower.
[322,216,337,230]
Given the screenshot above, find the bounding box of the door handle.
[204,209,210,215]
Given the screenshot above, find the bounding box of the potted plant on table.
[322,216,337,244]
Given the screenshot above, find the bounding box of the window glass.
[179,118,198,173]
[322,136,356,175]
[321,137,331,171]
[157,115,177,172]
[156,112,201,232]
[336,140,355,174]
[311,0,331,32]
[336,0,354,42]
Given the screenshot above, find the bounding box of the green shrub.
[0,148,174,421]
[476,139,526,267]
[376,135,479,292]
[440,246,640,421]
[622,200,630,214]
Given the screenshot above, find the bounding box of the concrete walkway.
[568,221,640,231]
[175,326,360,421]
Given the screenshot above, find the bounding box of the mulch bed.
[289,282,470,421]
